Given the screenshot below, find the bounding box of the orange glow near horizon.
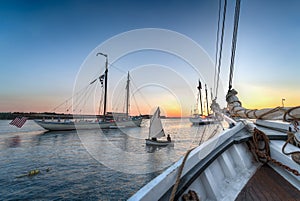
[2,83,299,117]
[129,103,184,117]
[236,84,300,110]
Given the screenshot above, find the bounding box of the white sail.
[149,107,165,138]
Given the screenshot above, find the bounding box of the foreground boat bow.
[129,120,300,200]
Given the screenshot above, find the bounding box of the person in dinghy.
[145,107,173,146]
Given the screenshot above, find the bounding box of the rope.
[252,128,270,163]
[215,0,227,99]
[169,148,195,201]
[252,128,300,176]
[282,130,300,165]
[198,125,208,145]
[206,125,221,140]
[231,105,300,121]
[256,106,286,119]
[169,122,222,200]
[182,190,200,201]
[282,133,300,155]
[228,0,241,91]
[283,106,300,121]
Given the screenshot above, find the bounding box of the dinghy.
[145,107,173,146]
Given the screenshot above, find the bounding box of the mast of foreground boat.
[97,52,108,120]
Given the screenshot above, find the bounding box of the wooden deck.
[236,165,300,201]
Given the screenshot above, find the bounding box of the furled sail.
[149,107,165,138]
[226,89,300,121]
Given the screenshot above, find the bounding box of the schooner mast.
[197,80,203,115]
[125,72,130,118]
[205,84,209,116]
[97,52,108,120]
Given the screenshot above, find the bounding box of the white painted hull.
[129,120,300,200]
[145,139,173,146]
[189,117,216,125]
[34,118,142,131]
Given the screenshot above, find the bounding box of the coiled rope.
[251,128,300,176]
[284,106,300,122]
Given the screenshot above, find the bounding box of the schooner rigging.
[34,53,142,131]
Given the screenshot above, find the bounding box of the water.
[0,119,225,200]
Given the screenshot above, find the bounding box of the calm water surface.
[0,119,225,200]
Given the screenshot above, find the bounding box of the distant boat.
[145,107,173,146]
[189,114,216,125]
[35,54,142,131]
[189,80,216,125]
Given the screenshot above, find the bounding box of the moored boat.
[34,57,142,131]
[189,114,216,125]
[189,80,217,125]
[34,117,142,131]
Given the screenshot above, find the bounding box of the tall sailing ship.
[34,54,142,131]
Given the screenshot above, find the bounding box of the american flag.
[9,117,28,128]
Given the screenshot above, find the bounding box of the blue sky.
[0,0,299,115]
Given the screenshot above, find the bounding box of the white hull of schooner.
[34,118,142,131]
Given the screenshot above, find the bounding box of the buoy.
[16,169,40,178]
[28,169,40,176]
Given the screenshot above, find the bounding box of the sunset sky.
[1,0,299,117]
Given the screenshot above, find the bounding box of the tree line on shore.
[0,112,154,120]
[0,112,66,120]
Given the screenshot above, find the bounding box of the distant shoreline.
[0,112,189,120]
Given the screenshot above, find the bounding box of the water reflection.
[7,135,21,148]
[33,130,76,146]
[0,119,228,200]
[145,144,174,153]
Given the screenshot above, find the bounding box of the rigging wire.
[131,83,142,115]
[52,80,96,113]
[109,62,148,114]
[215,0,227,100]
[213,0,222,98]
[109,62,127,74]
[228,0,241,91]
[73,84,94,113]
[70,59,153,116]
[111,82,126,113]
[109,60,164,114]
[130,78,152,110]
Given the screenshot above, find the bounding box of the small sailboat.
[145,107,172,146]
